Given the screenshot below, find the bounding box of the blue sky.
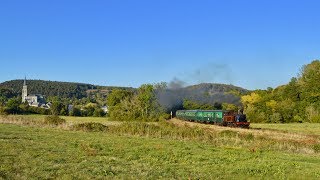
[0,0,319,90]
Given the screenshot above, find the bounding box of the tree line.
[0,96,106,117]
[242,60,320,123]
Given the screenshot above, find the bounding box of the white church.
[22,77,51,109]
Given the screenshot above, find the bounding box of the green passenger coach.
[176,110,224,124]
[176,109,250,128]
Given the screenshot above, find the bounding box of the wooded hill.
[183,83,248,104]
[0,80,132,99]
[0,80,248,107]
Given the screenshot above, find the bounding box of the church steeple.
[24,76,27,86]
[22,76,28,103]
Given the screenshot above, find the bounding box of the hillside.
[0,80,132,99]
[184,83,248,103]
[0,80,248,110]
[157,83,249,111]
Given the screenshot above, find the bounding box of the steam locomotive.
[176,110,250,128]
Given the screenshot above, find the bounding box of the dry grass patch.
[169,118,320,154]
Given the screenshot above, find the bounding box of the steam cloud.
[167,63,234,89]
[156,63,238,113]
[168,77,186,89]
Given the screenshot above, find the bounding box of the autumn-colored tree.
[241,60,320,123]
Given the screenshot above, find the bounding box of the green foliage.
[108,84,163,122]
[0,88,15,105]
[310,116,320,123]
[69,106,81,116]
[242,60,320,123]
[107,89,133,106]
[28,106,50,115]
[59,107,68,116]
[306,107,320,123]
[83,103,97,117]
[50,97,65,115]
[137,84,157,119]
[158,113,171,121]
[44,115,66,126]
[5,98,21,114]
[93,108,105,117]
[300,60,320,102]
[108,92,134,121]
[283,77,301,101]
[0,105,6,115]
[269,113,281,123]
[222,103,238,111]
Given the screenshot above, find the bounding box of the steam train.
[176,110,250,128]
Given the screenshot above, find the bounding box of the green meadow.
[1,115,320,179]
[251,123,320,136]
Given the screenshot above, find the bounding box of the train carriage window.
[216,112,222,118]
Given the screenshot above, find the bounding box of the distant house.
[22,77,51,109]
[68,105,74,112]
[101,106,108,113]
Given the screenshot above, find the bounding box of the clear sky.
[0,0,319,90]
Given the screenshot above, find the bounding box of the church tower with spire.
[22,76,28,103]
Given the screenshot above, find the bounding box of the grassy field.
[1,123,320,179]
[251,123,320,136]
[1,115,320,179]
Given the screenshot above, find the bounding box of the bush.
[310,115,320,123]
[293,115,303,123]
[0,106,8,115]
[72,122,108,132]
[28,106,50,115]
[159,113,171,121]
[269,113,281,123]
[69,107,81,116]
[93,108,105,117]
[44,115,66,126]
